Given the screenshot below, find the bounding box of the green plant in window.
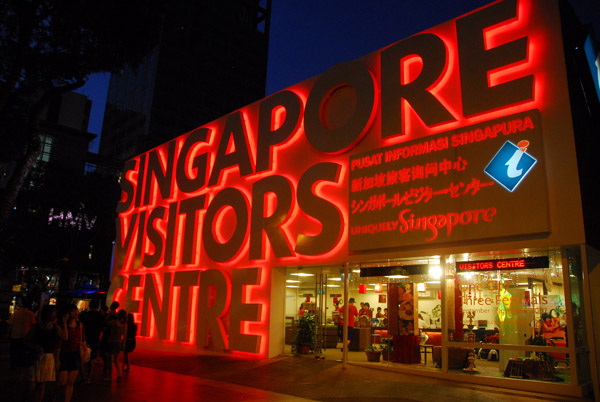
[293,313,316,354]
[379,337,393,351]
[365,344,379,352]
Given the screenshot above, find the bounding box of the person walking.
[105,310,127,382]
[6,296,37,401]
[79,300,105,383]
[31,305,67,402]
[56,304,85,402]
[334,300,344,342]
[346,298,359,347]
[100,301,118,380]
[122,313,137,372]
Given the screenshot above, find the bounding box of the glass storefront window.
[447,252,566,343]
[445,250,570,382]
[283,249,577,384]
[343,259,444,371]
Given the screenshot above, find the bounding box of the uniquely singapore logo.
[484,140,537,192]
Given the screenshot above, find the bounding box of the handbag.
[80,344,91,363]
[79,324,91,363]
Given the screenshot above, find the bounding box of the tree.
[0,0,165,230]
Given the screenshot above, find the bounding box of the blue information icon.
[484,140,537,192]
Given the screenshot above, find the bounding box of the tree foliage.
[0,0,165,229]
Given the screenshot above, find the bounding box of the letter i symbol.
[485,139,537,192]
[505,140,529,178]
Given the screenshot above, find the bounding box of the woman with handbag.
[56,304,85,402]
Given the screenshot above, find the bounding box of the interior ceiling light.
[286,280,300,283]
[286,285,299,288]
[428,265,442,279]
[385,275,409,279]
[326,284,341,288]
[290,273,314,277]
[328,277,342,281]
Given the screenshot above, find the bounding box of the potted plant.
[364,344,382,362]
[293,314,316,354]
[380,338,393,361]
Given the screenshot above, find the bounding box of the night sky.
[76,0,600,153]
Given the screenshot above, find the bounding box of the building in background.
[99,0,271,162]
[37,91,94,172]
[3,91,117,312]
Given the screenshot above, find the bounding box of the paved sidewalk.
[0,341,593,402]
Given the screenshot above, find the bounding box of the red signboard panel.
[349,109,549,250]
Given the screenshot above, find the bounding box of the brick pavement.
[0,341,593,402]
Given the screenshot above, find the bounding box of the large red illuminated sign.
[109,0,569,357]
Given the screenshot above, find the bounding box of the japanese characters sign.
[349,110,549,250]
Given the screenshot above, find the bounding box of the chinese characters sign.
[349,110,549,250]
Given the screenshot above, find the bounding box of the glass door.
[284,266,341,355]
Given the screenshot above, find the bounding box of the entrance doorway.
[284,266,343,354]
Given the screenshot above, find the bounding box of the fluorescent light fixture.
[385,275,409,279]
[329,277,342,281]
[290,273,314,277]
[327,284,340,288]
[286,285,299,288]
[352,270,361,273]
[286,280,300,283]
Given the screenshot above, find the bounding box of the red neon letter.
[456,0,533,116]
[229,267,262,354]
[196,269,229,350]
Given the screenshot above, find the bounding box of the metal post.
[343,262,349,368]
[561,248,578,384]
[440,255,448,374]
[578,245,599,397]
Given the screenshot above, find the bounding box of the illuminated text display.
[111,0,563,357]
[457,256,549,271]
